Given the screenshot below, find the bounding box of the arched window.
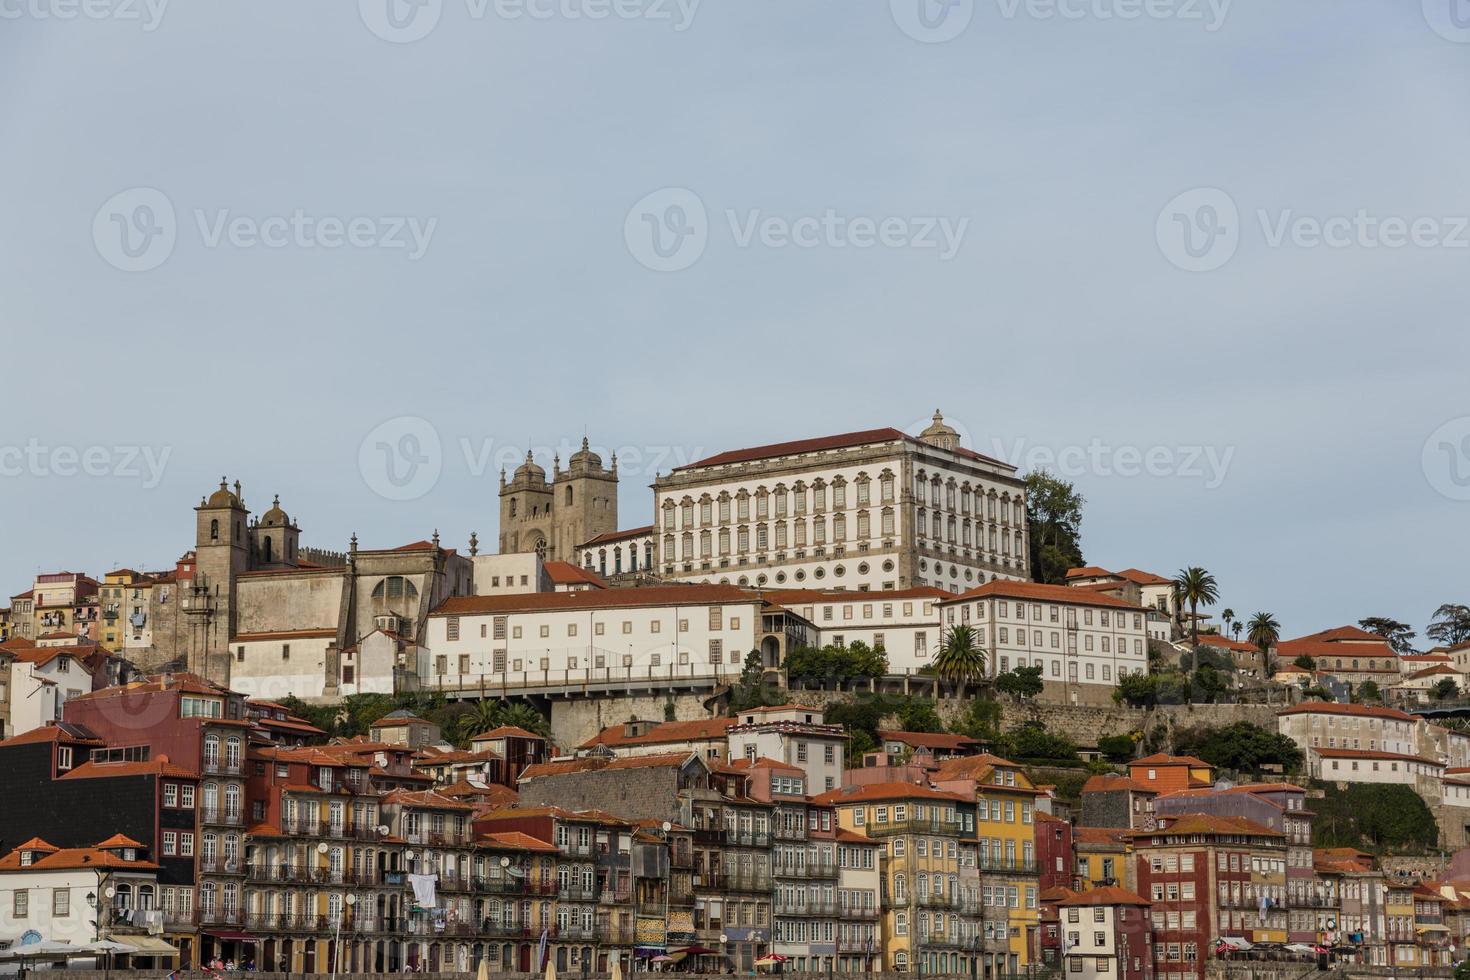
[566,486,574,505]
[210,519,219,541]
[262,536,273,563]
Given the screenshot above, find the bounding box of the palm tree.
[1221,608,1235,637]
[1231,620,1243,641]
[1247,612,1282,675]
[1174,567,1220,670]
[934,624,987,694]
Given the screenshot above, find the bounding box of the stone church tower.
[498,438,618,561]
[190,478,250,679]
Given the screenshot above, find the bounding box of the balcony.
[197,856,245,875]
[978,856,1037,874]
[918,893,965,910]
[866,816,963,837]
[726,873,774,893]
[726,831,772,849]
[598,888,633,905]
[559,885,600,903]
[201,758,243,777]
[200,807,245,827]
[245,864,379,887]
[197,908,243,927]
[774,899,839,917]
[774,861,838,880]
[475,875,527,895]
[840,905,880,920]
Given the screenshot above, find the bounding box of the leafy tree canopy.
[1097,734,1137,763]
[1428,604,1470,647]
[785,642,888,685]
[1313,783,1438,852]
[1171,721,1303,775]
[1358,617,1417,654]
[896,698,944,734]
[1292,655,1317,671]
[996,720,1078,762]
[994,664,1044,700]
[1026,471,1084,585]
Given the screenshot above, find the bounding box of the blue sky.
[2,0,1469,644]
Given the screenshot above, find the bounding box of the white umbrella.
[0,940,77,961]
[79,940,140,955]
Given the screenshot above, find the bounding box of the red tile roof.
[95,833,148,850]
[1277,702,1419,722]
[728,756,804,775]
[520,752,699,780]
[543,562,608,588]
[1144,813,1282,837]
[1311,747,1442,766]
[812,782,971,805]
[0,842,159,872]
[763,587,951,605]
[675,426,1013,472]
[59,759,197,780]
[0,725,105,748]
[433,583,757,616]
[1058,886,1152,907]
[876,730,981,752]
[480,830,559,853]
[941,580,1143,611]
[1081,774,1155,795]
[580,717,735,749]
[579,526,655,547]
[473,726,545,741]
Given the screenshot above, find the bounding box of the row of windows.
[450,611,741,642]
[664,474,897,529]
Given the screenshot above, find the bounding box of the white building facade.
[936,582,1149,705]
[765,587,947,673]
[651,414,1029,595]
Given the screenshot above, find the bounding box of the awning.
[1417,925,1451,934]
[205,931,259,943]
[1216,937,1253,951]
[124,936,180,957]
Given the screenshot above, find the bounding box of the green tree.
[1433,677,1460,701]
[1428,604,1470,647]
[1000,720,1078,762]
[1358,617,1417,654]
[1097,734,1136,763]
[1313,784,1438,850]
[1231,620,1243,641]
[1026,471,1085,585]
[934,625,986,692]
[994,664,1044,700]
[1292,655,1317,671]
[1246,612,1282,673]
[1221,608,1235,637]
[1359,679,1381,702]
[1113,672,1158,708]
[1172,721,1303,774]
[950,699,1002,742]
[1191,664,1227,703]
[896,699,944,733]
[462,699,552,743]
[277,696,339,737]
[1174,567,1220,669]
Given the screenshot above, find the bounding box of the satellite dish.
[104,887,116,899]
[661,821,672,833]
[317,843,329,855]
[500,856,511,868]
[377,825,390,836]
[345,894,358,907]
[405,850,417,861]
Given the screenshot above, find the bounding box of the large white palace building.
[649,413,1029,594]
